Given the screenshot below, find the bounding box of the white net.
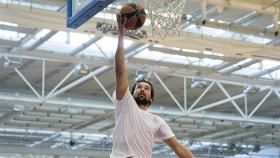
[144,0,187,39]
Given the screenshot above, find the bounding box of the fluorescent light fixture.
[13,104,25,111]
[75,63,90,75]
[135,71,152,82]
[135,73,145,82]
[243,85,260,95]
[3,57,22,68]
[191,80,209,89]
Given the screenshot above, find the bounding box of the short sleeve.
[155,118,175,141]
[112,88,138,117]
[113,88,130,102]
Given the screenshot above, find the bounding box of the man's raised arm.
[115,14,128,100]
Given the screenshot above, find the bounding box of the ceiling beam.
[0,29,57,84]
[1,3,280,60]
[199,0,279,15]
[220,59,260,74]
[0,49,110,66]
[250,65,280,78]
[149,46,236,61]
[74,112,114,131]
[0,91,279,125]
[0,24,37,34]
[0,111,22,125]
[127,64,280,89]
[46,44,149,100]
[27,133,61,147]
[0,46,10,52]
[0,39,20,47]
[27,31,58,51]
[33,36,103,83]
[0,48,279,89]
[213,59,244,71]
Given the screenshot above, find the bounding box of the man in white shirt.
[110,14,196,158]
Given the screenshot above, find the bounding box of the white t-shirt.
[110,88,175,158]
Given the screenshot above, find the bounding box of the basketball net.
[144,0,187,39]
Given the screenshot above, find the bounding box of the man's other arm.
[164,136,195,158]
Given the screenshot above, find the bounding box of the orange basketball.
[119,3,146,30]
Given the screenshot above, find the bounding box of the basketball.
[119,3,146,30]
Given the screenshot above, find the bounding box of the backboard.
[67,0,114,29]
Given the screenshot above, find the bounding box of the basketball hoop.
[144,0,187,39]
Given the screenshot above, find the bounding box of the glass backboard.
[67,0,114,29]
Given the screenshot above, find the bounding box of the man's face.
[133,82,152,105]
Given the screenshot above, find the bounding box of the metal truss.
[0,58,279,126]
[0,34,279,140]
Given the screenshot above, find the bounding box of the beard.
[134,96,151,106]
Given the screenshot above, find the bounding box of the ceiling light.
[135,71,151,81]
[13,104,25,111]
[75,64,90,75]
[135,74,144,81]
[191,80,209,89]
[3,57,22,68]
[243,85,259,95]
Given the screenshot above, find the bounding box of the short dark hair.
[131,79,154,101]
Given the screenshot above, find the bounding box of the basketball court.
[0,0,280,157]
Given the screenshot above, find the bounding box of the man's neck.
[138,104,148,111]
